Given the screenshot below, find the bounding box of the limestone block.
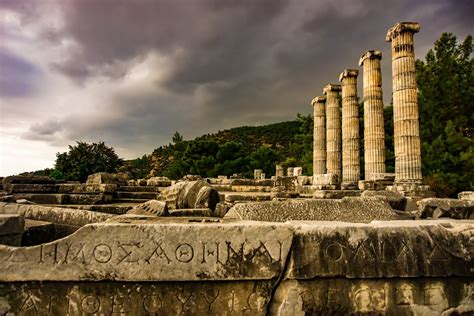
[214,202,233,217]
[228,179,273,186]
[57,183,117,194]
[195,186,220,210]
[12,193,64,204]
[313,173,339,185]
[459,191,474,201]
[168,208,213,217]
[2,176,55,193]
[86,172,128,185]
[254,169,262,180]
[63,193,106,205]
[361,190,407,210]
[287,167,294,177]
[224,193,272,203]
[0,220,293,282]
[270,278,474,315]
[0,281,274,315]
[285,220,474,279]
[312,189,361,199]
[224,197,400,223]
[0,214,25,246]
[293,167,303,176]
[127,200,169,216]
[7,184,58,194]
[0,202,113,226]
[416,198,474,219]
[146,177,172,187]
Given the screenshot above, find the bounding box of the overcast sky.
[0,0,472,176]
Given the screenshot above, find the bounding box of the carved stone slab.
[0,220,293,282]
[286,220,474,279]
[0,281,273,315]
[270,278,474,315]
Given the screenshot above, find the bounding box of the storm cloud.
[0,0,472,175]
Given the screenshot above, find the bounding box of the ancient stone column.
[323,84,342,181]
[339,69,360,188]
[359,50,386,180]
[386,22,422,184]
[275,164,285,177]
[311,96,327,176]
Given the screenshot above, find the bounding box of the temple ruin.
[0,21,472,315]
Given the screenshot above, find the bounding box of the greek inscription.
[5,248,29,263]
[200,242,217,264]
[325,242,344,261]
[428,244,449,262]
[93,244,112,263]
[38,244,58,264]
[117,242,139,264]
[143,294,161,313]
[226,241,244,264]
[175,292,193,314]
[351,239,377,263]
[202,289,220,312]
[18,294,38,314]
[81,295,100,314]
[175,244,194,263]
[146,242,171,264]
[250,241,274,262]
[63,243,86,264]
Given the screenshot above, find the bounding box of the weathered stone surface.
[313,189,361,199]
[10,193,64,204]
[271,277,474,315]
[195,186,220,210]
[146,176,172,187]
[7,184,57,194]
[324,84,342,182]
[228,179,274,186]
[224,197,400,223]
[168,208,213,217]
[313,173,338,185]
[2,176,55,192]
[459,191,474,201]
[127,200,169,216]
[311,95,327,176]
[0,220,293,281]
[225,193,272,203]
[0,202,114,226]
[57,183,117,194]
[64,193,108,205]
[416,198,474,219]
[387,183,436,198]
[0,281,274,315]
[361,189,407,210]
[285,220,474,279]
[214,202,233,217]
[86,172,128,185]
[0,214,25,246]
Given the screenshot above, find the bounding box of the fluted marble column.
[386,22,422,184]
[359,50,386,180]
[339,69,360,188]
[323,84,342,181]
[311,96,327,176]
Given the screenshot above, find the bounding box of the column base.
[341,182,359,190]
[386,183,435,198]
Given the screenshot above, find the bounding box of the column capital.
[339,69,359,82]
[311,95,326,106]
[386,22,420,42]
[358,50,382,66]
[323,84,342,94]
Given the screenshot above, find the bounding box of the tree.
[172,131,184,144]
[55,141,124,182]
[416,33,473,196]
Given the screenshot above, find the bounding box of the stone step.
[113,198,149,203]
[12,193,111,205]
[117,186,163,192]
[116,191,159,199]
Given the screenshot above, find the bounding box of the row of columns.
[311,22,422,186]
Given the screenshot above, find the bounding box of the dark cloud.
[0,50,42,97]
[4,0,473,160]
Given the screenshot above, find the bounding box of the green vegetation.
[54,141,124,182]
[416,33,473,197]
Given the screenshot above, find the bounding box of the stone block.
[387,183,436,198]
[7,184,58,194]
[224,193,272,203]
[12,193,64,204]
[416,198,474,219]
[0,281,274,315]
[168,208,213,217]
[127,200,169,216]
[293,167,303,176]
[361,190,407,210]
[64,194,106,205]
[146,177,172,187]
[21,219,55,246]
[0,220,293,282]
[57,183,117,194]
[0,214,25,246]
[214,202,233,217]
[270,278,474,315]
[0,202,114,226]
[224,197,400,223]
[286,220,474,279]
[313,173,338,185]
[459,191,474,201]
[313,189,360,199]
[86,172,128,185]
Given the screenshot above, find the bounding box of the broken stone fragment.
[127,200,169,216]
[416,198,474,219]
[361,190,406,210]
